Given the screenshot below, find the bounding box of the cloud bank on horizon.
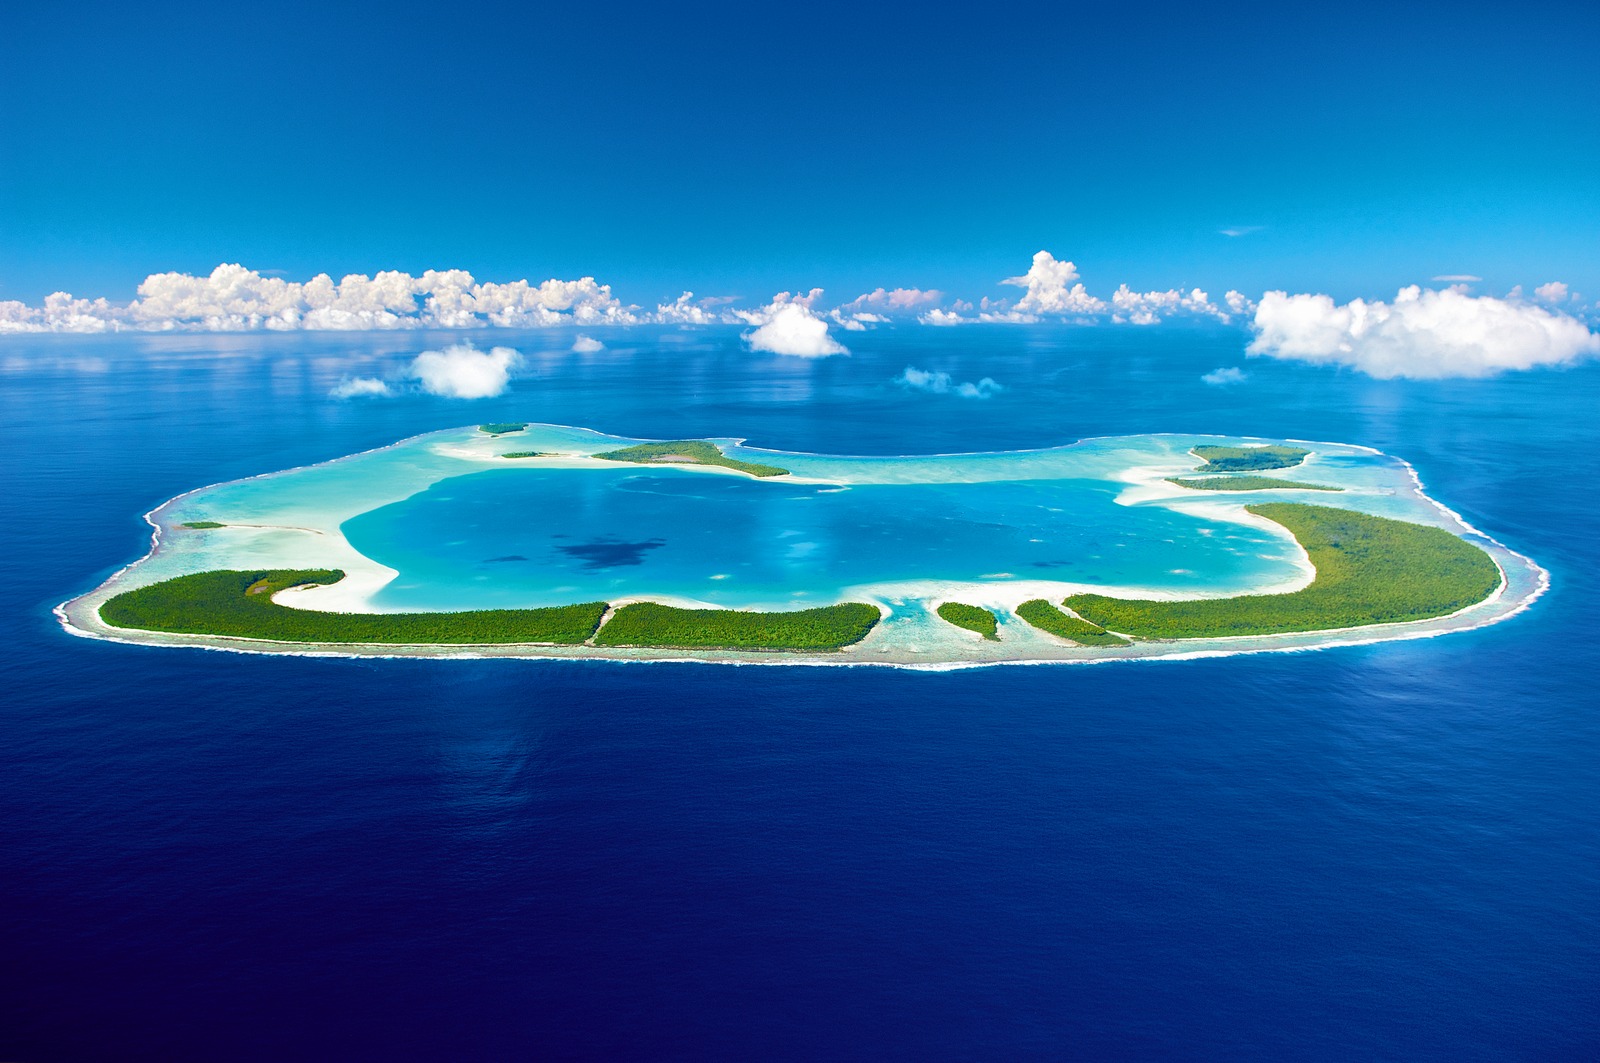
[4,253,1595,379]
[0,264,634,334]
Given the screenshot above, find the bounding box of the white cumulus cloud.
[0,264,637,332]
[999,251,1107,317]
[1534,281,1571,305]
[919,308,970,326]
[329,376,393,399]
[1248,286,1600,379]
[409,342,522,398]
[897,366,1002,398]
[0,293,121,333]
[1111,285,1228,325]
[740,294,848,357]
[571,335,605,353]
[654,292,721,325]
[844,287,944,313]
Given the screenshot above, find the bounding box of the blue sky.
[2,0,1597,306]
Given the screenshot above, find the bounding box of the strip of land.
[594,440,789,478]
[593,601,879,650]
[936,602,999,640]
[101,570,608,645]
[99,571,878,651]
[1015,600,1130,646]
[1066,503,1501,639]
[1167,475,1341,492]
[1191,444,1308,472]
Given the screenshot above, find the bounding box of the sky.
[3,0,1598,312]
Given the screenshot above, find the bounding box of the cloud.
[844,287,944,313]
[1248,286,1600,379]
[746,305,848,357]
[1431,274,1482,283]
[10,257,1589,353]
[0,264,637,332]
[1202,367,1248,386]
[897,366,1002,399]
[978,252,1241,325]
[571,335,604,353]
[827,309,881,331]
[329,376,393,399]
[731,288,827,324]
[408,342,522,398]
[654,291,721,325]
[0,293,120,333]
[468,276,635,328]
[1219,226,1264,238]
[1110,285,1229,325]
[740,294,848,357]
[1534,281,1571,305]
[999,251,1107,317]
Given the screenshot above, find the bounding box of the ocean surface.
[2,324,1596,1060]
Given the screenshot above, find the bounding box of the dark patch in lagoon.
[555,538,666,570]
[1032,560,1076,569]
[484,555,528,564]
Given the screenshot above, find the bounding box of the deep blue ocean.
[3,325,1596,1060]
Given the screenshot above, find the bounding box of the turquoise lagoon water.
[342,466,1292,611]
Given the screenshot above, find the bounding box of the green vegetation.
[479,423,528,436]
[594,601,879,650]
[100,570,606,645]
[100,570,877,652]
[1192,444,1309,472]
[180,521,227,529]
[502,451,548,459]
[1167,475,1341,492]
[594,440,789,478]
[1015,600,1131,646]
[936,602,999,640]
[1066,503,1500,639]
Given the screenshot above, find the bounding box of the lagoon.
[344,467,1289,612]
